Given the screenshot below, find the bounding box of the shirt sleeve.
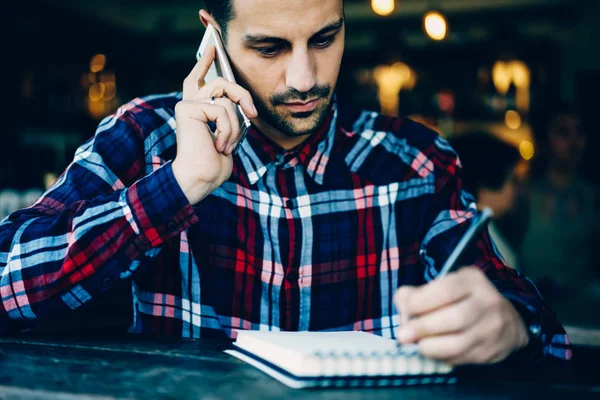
[419,135,571,362]
[0,104,198,333]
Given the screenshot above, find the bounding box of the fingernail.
[227,143,234,155]
[219,142,226,153]
[252,105,258,117]
[397,327,415,343]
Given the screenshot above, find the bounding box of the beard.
[249,84,334,138]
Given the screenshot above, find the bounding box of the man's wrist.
[506,298,545,362]
[172,160,213,205]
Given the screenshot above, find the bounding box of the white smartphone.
[197,24,251,154]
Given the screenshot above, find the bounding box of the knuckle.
[489,314,504,336]
[482,291,503,311]
[174,101,186,114]
[395,286,407,301]
[461,266,480,279]
[393,288,403,306]
[454,335,472,356]
[395,287,412,312]
[490,293,503,309]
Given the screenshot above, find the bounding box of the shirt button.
[167,221,178,232]
[103,277,113,287]
[286,199,294,209]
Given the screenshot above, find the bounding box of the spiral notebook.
[225,331,456,389]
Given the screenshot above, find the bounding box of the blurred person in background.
[523,101,599,300]
[449,132,522,271]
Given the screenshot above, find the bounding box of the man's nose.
[285,47,317,94]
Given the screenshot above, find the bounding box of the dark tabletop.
[0,334,599,400]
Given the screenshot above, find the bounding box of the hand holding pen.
[393,208,530,365]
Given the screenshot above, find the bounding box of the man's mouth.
[282,98,320,113]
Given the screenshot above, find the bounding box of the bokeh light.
[90,54,106,73]
[372,0,395,16]
[505,110,522,130]
[519,140,535,160]
[104,82,117,101]
[89,83,106,102]
[424,11,448,41]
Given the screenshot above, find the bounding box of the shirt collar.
[235,101,338,186]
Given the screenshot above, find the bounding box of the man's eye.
[256,46,280,57]
[312,36,335,48]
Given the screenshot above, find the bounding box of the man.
[523,101,599,299]
[0,0,569,365]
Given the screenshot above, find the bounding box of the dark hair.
[204,0,234,41]
[449,132,520,199]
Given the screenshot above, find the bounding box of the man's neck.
[251,119,311,151]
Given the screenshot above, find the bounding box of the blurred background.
[8,0,600,329]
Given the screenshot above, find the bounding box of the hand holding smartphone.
[172,25,257,205]
[196,24,252,155]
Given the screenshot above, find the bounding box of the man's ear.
[199,9,220,30]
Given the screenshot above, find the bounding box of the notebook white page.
[233,331,452,378]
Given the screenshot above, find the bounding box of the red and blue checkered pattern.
[0,92,570,361]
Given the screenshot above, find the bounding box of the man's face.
[223,0,344,137]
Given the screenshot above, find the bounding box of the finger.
[213,99,239,154]
[198,77,258,118]
[175,100,232,152]
[192,95,240,155]
[183,46,216,100]
[394,286,416,323]
[221,101,241,155]
[417,330,480,363]
[401,268,481,317]
[396,296,482,344]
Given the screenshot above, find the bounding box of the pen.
[436,206,494,278]
[396,207,494,348]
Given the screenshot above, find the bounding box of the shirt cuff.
[126,161,199,248]
[504,293,546,363]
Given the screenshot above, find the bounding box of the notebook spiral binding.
[310,345,456,388]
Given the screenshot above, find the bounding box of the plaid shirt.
[0,92,570,361]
